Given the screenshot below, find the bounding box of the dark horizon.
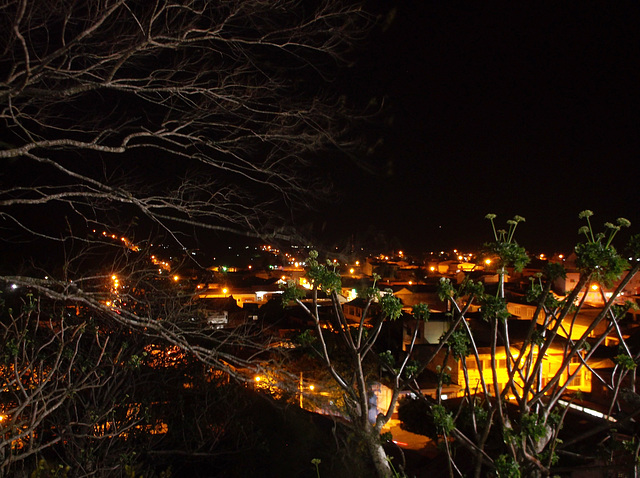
[307,2,639,255]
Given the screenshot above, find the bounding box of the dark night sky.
[318,2,640,255]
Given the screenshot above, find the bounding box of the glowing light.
[591,284,599,291]
[173,275,179,282]
[222,288,228,295]
[349,268,355,274]
[309,385,315,391]
[485,259,492,265]
[355,261,360,266]
[255,376,262,382]
[111,275,117,280]
[430,266,435,272]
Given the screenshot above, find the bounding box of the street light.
[299,372,315,408]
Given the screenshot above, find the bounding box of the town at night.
[1,1,639,477]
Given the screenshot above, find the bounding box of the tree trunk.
[368,438,392,478]
[361,422,393,478]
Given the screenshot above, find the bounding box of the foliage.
[295,329,317,348]
[614,352,637,370]
[283,251,433,477]
[447,329,470,359]
[484,214,530,272]
[397,212,640,478]
[432,404,455,435]
[493,455,520,478]
[575,211,630,285]
[305,250,343,293]
[480,295,510,322]
[380,290,403,321]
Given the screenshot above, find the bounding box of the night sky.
[318,2,640,255]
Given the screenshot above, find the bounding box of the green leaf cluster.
[575,241,628,285]
[543,262,566,281]
[519,413,547,443]
[294,329,316,348]
[403,360,420,378]
[458,401,490,431]
[412,303,430,322]
[281,281,306,304]
[613,353,636,371]
[379,350,395,369]
[305,250,342,293]
[485,241,530,272]
[432,404,455,435]
[484,214,530,272]
[447,329,470,359]
[380,290,403,321]
[575,212,630,285]
[493,454,520,478]
[480,295,510,322]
